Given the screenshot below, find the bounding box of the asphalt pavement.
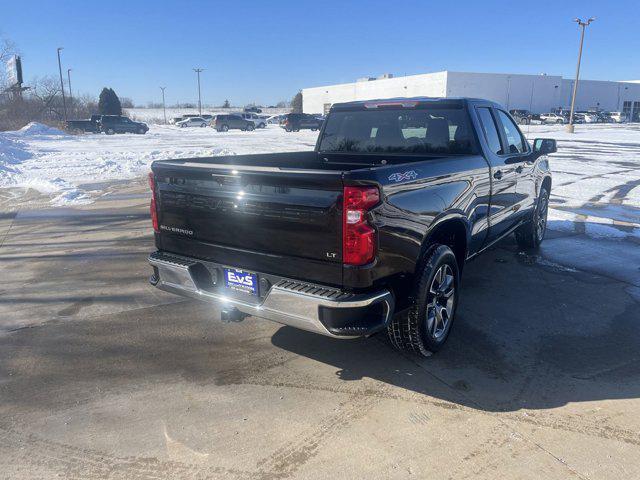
[0,190,638,479]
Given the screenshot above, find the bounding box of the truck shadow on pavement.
[271,241,640,413]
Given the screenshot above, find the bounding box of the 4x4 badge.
[388,170,418,182]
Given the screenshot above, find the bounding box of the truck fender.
[415,212,471,276]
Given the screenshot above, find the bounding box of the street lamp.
[160,87,167,124]
[56,48,68,121]
[67,68,73,113]
[567,17,595,133]
[193,68,204,116]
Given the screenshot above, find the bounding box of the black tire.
[284,126,292,132]
[105,128,115,135]
[246,124,255,131]
[200,123,207,128]
[137,128,145,134]
[180,123,186,128]
[515,185,550,249]
[220,124,229,132]
[387,244,460,357]
[259,123,266,129]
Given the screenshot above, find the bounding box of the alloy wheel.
[426,264,455,340]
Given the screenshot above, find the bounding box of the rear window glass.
[318,108,477,155]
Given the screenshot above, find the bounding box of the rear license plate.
[224,268,258,295]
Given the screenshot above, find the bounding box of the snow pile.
[0,124,318,207]
[17,122,68,137]
[0,135,31,165]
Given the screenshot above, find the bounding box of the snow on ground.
[0,121,639,241]
[0,124,318,206]
[519,124,640,240]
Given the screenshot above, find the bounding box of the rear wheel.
[246,123,255,131]
[200,123,207,127]
[258,123,266,129]
[387,244,459,356]
[105,128,115,135]
[515,185,550,249]
[219,124,229,132]
[137,127,145,134]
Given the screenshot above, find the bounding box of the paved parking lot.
[1,189,639,479]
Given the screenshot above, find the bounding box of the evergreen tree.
[291,91,303,113]
[222,99,230,108]
[98,87,123,115]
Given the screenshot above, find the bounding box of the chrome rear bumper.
[148,251,394,338]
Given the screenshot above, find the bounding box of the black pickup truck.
[66,114,101,133]
[148,97,555,356]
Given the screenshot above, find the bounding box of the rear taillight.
[148,172,159,233]
[342,186,379,266]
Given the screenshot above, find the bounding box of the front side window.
[496,110,526,154]
[476,108,503,155]
[318,108,477,155]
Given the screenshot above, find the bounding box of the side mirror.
[533,138,557,155]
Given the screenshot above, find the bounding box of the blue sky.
[3,0,638,106]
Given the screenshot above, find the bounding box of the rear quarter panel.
[343,155,491,290]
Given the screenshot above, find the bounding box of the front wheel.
[246,124,255,131]
[137,128,146,134]
[515,185,550,249]
[388,244,459,356]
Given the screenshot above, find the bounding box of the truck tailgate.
[152,157,344,286]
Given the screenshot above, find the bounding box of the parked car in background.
[509,109,532,125]
[99,115,148,135]
[576,112,599,123]
[66,114,101,133]
[169,117,183,125]
[540,113,566,124]
[607,111,627,123]
[281,113,323,131]
[572,113,586,124]
[593,111,612,123]
[239,112,267,129]
[244,106,263,113]
[177,117,208,128]
[267,114,287,124]
[212,114,254,132]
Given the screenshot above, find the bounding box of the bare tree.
[0,37,18,88]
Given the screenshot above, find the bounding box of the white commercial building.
[303,71,640,121]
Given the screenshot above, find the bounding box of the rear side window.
[318,108,477,155]
[496,110,526,154]
[476,108,503,155]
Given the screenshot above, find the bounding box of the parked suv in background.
[239,113,267,129]
[99,116,148,135]
[177,117,208,128]
[281,113,323,131]
[608,111,627,123]
[212,114,254,132]
[509,109,532,125]
[576,111,599,123]
[540,113,566,124]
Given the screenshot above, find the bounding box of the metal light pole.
[567,17,595,133]
[193,68,203,115]
[67,68,73,113]
[56,48,68,121]
[160,87,167,124]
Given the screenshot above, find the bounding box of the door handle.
[493,170,503,180]
[515,165,523,174]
